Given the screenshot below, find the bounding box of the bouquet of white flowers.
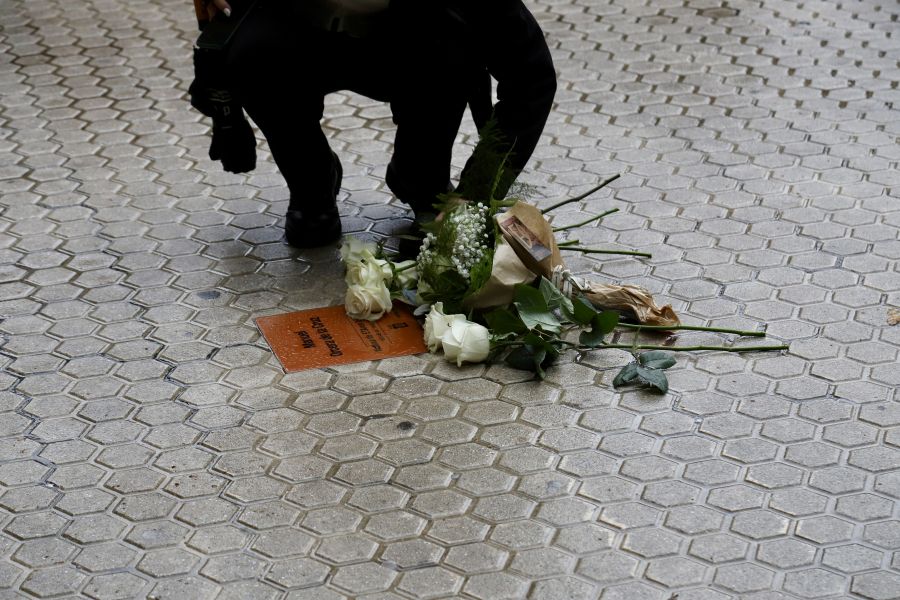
[339,141,787,392]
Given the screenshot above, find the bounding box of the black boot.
[386,160,451,258]
[285,152,343,248]
[385,160,449,220]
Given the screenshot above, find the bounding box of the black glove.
[190,46,257,174]
[209,117,257,173]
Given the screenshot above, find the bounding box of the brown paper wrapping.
[462,238,536,310]
[583,283,680,327]
[888,307,900,326]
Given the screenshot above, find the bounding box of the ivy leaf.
[505,346,536,371]
[638,350,676,370]
[484,308,527,336]
[514,284,548,313]
[514,284,561,333]
[562,295,597,326]
[578,311,619,347]
[538,277,574,314]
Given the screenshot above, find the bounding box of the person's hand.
[202,0,232,20]
[212,0,232,17]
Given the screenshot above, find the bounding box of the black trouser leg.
[387,70,468,213]
[225,3,338,211]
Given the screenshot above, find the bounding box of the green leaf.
[505,346,535,371]
[514,284,548,312]
[612,363,639,388]
[635,366,669,394]
[514,284,561,333]
[613,361,670,394]
[594,311,619,334]
[531,346,548,379]
[484,308,527,336]
[538,277,574,314]
[504,334,561,379]
[638,351,676,370]
[562,295,597,326]
[578,310,619,347]
[528,337,560,380]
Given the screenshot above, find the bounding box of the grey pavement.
[0,0,899,598]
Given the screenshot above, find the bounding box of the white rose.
[345,259,388,288]
[393,259,418,289]
[345,282,393,321]
[358,249,393,280]
[440,319,491,366]
[340,237,377,263]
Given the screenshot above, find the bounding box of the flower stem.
[597,344,789,353]
[618,323,766,337]
[541,174,621,214]
[553,208,620,232]
[556,239,581,247]
[393,263,416,273]
[563,247,653,258]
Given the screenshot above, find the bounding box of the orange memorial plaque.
[256,304,427,372]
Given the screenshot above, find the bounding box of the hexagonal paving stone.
[490,520,553,550]
[575,551,638,584]
[147,576,218,600]
[445,542,508,573]
[622,529,682,558]
[13,538,78,568]
[509,547,574,578]
[836,494,894,522]
[796,516,855,545]
[863,521,900,549]
[599,502,660,530]
[782,568,846,599]
[265,558,330,589]
[397,567,462,599]
[664,505,724,535]
[21,567,86,598]
[84,573,146,600]
[756,539,817,569]
[137,549,200,578]
[462,572,529,600]
[851,571,900,600]
[688,534,749,564]
[380,538,443,570]
[713,563,774,593]
[822,544,884,573]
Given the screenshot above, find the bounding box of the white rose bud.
[423,302,448,352]
[423,302,463,352]
[359,249,393,281]
[345,282,393,321]
[440,319,491,366]
[340,237,377,263]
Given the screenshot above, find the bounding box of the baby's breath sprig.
[448,202,490,281]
